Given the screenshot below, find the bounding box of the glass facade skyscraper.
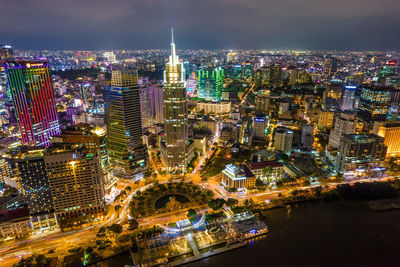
[3,60,60,147]
[198,67,224,101]
[160,29,194,172]
[104,69,148,179]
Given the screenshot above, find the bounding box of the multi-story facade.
[337,134,387,176]
[357,85,391,121]
[253,116,267,139]
[341,85,357,111]
[377,122,400,158]
[318,110,335,130]
[221,164,255,190]
[44,146,104,220]
[255,90,270,115]
[3,60,60,147]
[103,69,148,179]
[52,124,110,181]
[328,113,357,149]
[196,101,231,115]
[274,127,293,155]
[197,67,224,101]
[16,149,54,216]
[160,29,194,172]
[246,161,283,183]
[0,44,13,60]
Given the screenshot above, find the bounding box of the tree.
[187,209,196,219]
[128,218,139,230]
[125,186,132,192]
[85,246,94,254]
[208,198,225,211]
[226,198,239,207]
[255,178,264,188]
[115,204,121,217]
[86,252,101,265]
[243,198,255,208]
[109,223,123,234]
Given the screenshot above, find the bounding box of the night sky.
[1,0,400,50]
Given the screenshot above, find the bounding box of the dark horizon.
[1,0,400,51]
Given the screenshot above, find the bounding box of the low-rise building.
[196,101,231,115]
[221,164,255,190]
[246,161,283,183]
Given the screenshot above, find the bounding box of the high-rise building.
[341,85,357,111]
[103,69,148,179]
[377,122,400,158]
[255,90,270,115]
[301,125,314,149]
[16,148,54,216]
[44,146,104,221]
[242,62,252,80]
[52,124,110,180]
[357,85,391,121]
[274,127,293,156]
[380,60,398,77]
[253,116,267,139]
[3,60,60,147]
[186,72,197,96]
[197,66,224,101]
[160,29,194,172]
[318,110,335,130]
[328,113,357,149]
[0,44,13,60]
[337,134,387,176]
[104,51,116,63]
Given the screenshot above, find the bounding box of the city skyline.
[1,0,400,50]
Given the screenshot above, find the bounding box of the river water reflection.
[187,200,400,267]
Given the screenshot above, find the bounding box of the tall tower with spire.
[160,28,194,172]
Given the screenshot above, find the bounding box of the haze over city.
[1,0,400,50]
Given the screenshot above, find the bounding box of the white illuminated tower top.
[165,28,185,85]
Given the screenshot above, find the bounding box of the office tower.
[380,60,398,77]
[255,90,270,115]
[197,66,224,101]
[104,69,148,179]
[337,134,387,176]
[3,60,60,147]
[53,124,110,179]
[324,57,338,79]
[341,85,357,111]
[0,44,13,60]
[301,125,314,149]
[226,52,237,63]
[233,64,242,81]
[104,51,116,63]
[357,85,391,121]
[288,66,298,85]
[274,127,293,156]
[328,113,356,149]
[45,146,104,221]
[16,148,54,216]
[318,110,335,130]
[242,62,252,80]
[160,29,194,172]
[186,72,197,96]
[377,122,400,158]
[253,116,267,139]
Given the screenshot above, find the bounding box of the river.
[187,200,400,267]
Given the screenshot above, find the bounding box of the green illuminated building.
[197,66,224,101]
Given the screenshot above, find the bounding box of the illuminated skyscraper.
[198,66,224,101]
[3,60,60,147]
[160,29,194,172]
[357,85,391,121]
[103,69,148,179]
[0,44,13,60]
